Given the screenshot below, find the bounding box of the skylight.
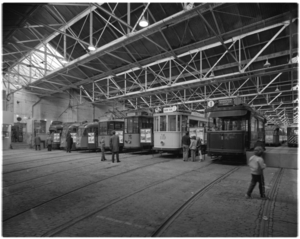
[7,43,67,87]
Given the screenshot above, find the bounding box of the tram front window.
[209,118,246,131]
[160,116,166,131]
[168,115,176,131]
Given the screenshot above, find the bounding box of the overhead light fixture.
[210,71,215,77]
[275,86,279,92]
[88,45,96,51]
[264,59,271,68]
[139,15,149,27]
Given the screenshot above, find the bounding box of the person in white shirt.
[245,146,268,200]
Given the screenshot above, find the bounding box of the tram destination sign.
[218,98,233,106]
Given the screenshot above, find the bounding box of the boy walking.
[245,146,268,200]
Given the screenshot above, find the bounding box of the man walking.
[110,131,120,163]
[182,131,190,161]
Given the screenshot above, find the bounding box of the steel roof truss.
[80,85,93,102]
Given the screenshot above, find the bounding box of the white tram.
[153,106,209,154]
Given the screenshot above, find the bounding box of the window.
[154,116,159,131]
[181,115,188,132]
[127,118,133,133]
[160,116,166,131]
[115,122,124,130]
[189,119,198,128]
[133,117,139,133]
[100,122,107,135]
[168,115,176,131]
[177,115,181,132]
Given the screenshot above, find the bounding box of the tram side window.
[182,115,188,132]
[100,122,108,135]
[127,118,133,133]
[108,122,114,135]
[115,122,123,130]
[189,119,198,128]
[160,116,166,131]
[168,115,176,131]
[177,115,181,132]
[133,117,139,133]
[154,116,159,132]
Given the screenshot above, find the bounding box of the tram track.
[151,166,240,237]
[3,152,160,190]
[3,151,148,175]
[258,168,284,237]
[3,155,173,222]
[41,163,217,237]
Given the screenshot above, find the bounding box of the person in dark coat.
[110,131,120,163]
[66,132,73,153]
[34,135,41,150]
[46,133,53,151]
[182,131,190,161]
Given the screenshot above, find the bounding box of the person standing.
[46,133,53,151]
[110,131,120,163]
[189,136,197,162]
[196,136,203,161]
[34,135,41,150]
[100,137,107,161]
[245,146,268,200]
[182,131,190,161]
[66,132,73,153]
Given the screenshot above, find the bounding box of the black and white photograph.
[2,1,298,237]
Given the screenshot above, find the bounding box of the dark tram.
[265,125,280,146]
[205,98,266,160]
[49,121,63,149]
[287,124,298,147]
[123,112,153,150]
[76,122,99,150]
[98,119,124,151]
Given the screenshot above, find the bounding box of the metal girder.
[6,5,99,72]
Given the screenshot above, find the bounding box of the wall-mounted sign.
[218,98,233,106]
[140,128,152,143]
[70,132,77,142]
[163,106,177,113]
[115,130,123,143]
[88,132,95,144]
[207,100,214,107]
[53,133,60,143]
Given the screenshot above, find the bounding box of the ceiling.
[2,2,299,124]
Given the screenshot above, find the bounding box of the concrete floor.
[2,148,297,237]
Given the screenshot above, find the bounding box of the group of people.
[181,132,204,162]
[100,131,121,163]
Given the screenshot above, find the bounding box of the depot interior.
[2,2,298,150]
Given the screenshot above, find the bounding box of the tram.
[153,106,209,154]
[287,124,298,147]
[205,98,266,160]
[60,122,77,149]
[123,112,153,150]
[76,122,99,150]
[265,125,280,146]
[98,119,124,151]
[279,127,287,144]
[49,121,63,149]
